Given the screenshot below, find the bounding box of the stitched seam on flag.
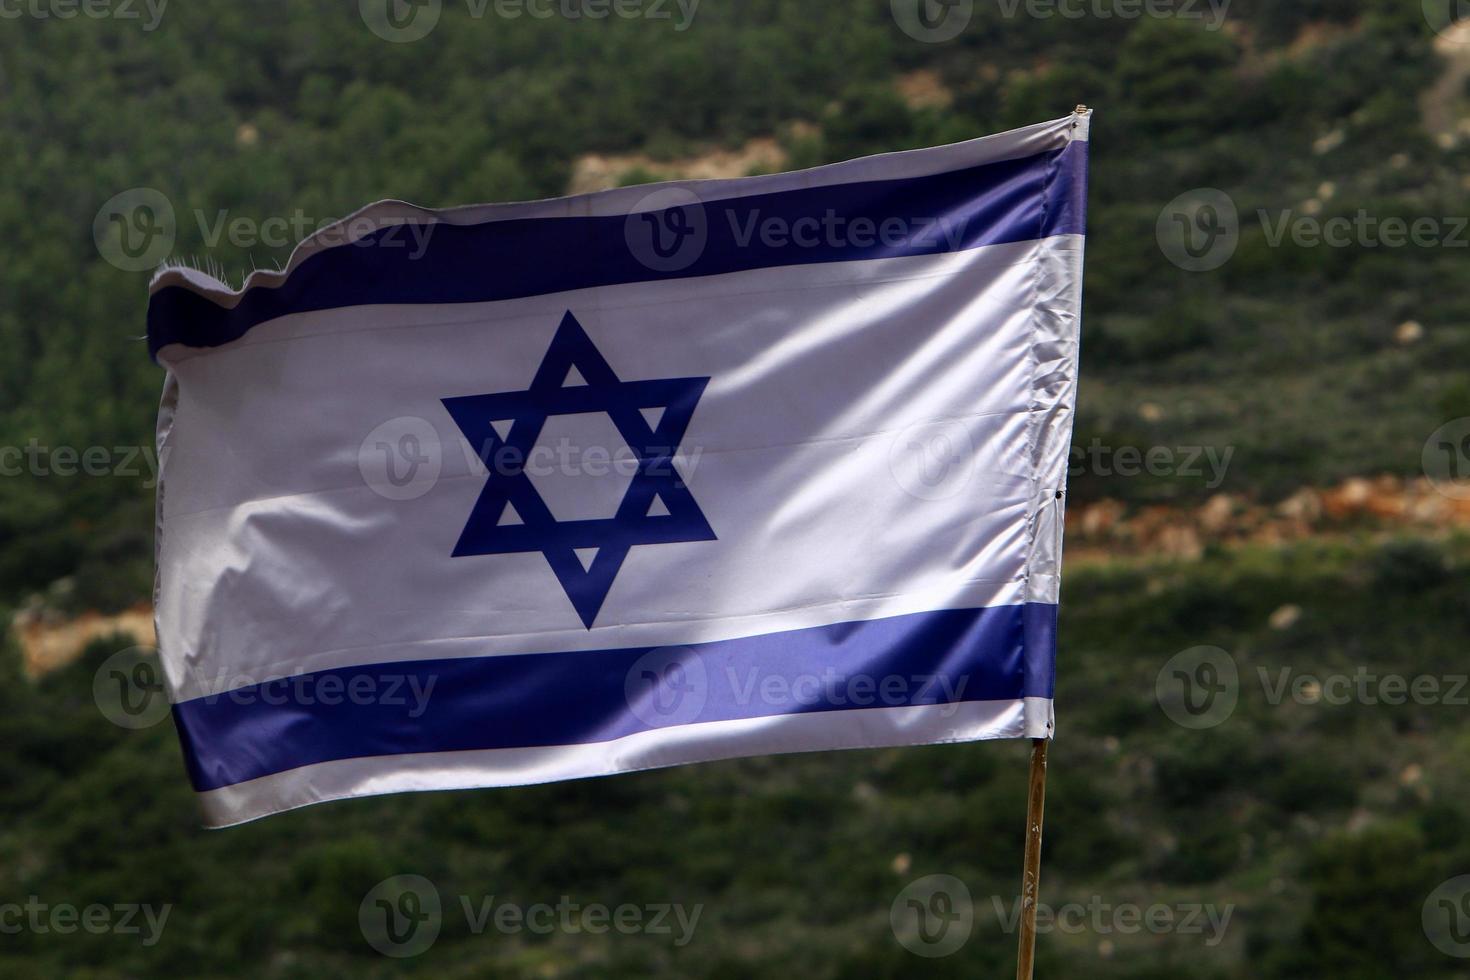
[154,242,1062,364]
[1020,200,1051,613]
[152,373,178,677]
[1016,139,1074,725]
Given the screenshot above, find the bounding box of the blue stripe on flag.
[172,602,1058,792]
[147,142,1087,358]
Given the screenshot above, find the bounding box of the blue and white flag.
[148,112,1089,827]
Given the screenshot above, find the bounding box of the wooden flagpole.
[1015,737,1050,980]
[1017,105,1083,978]
[1016,105,1083,978]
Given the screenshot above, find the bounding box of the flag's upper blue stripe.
[172,602,1058,792]
[147,142,1087,359]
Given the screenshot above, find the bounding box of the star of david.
[442,311,715,628]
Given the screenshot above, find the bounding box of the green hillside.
[4,533,1470,977]
[2,0,1468,607]
[3,1,1469,975]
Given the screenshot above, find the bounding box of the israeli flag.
[148,113,1089,826]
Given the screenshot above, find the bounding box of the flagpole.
[1016,104,1082,979]
[1015,737,1049,980]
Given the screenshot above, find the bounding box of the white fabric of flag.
[147,113,1090,827]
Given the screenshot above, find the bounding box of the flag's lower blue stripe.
[172,602,1058,792]
[147,142,1086,359]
